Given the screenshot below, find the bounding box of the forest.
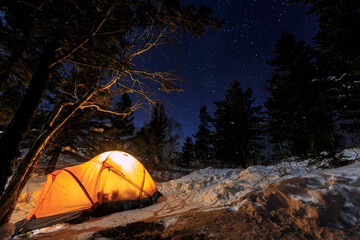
[0,0,359,230]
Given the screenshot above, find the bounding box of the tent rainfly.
[15,151,162,234]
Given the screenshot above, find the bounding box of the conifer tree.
[132,103,182,169]
[97,93,136,151]
[133,103,168,167]
[265,31,336,156]
[111,93,135,139]
[149,103,169,165]
[293,0,360,76]
[193,105,214,163]
[213,81,263,167]
[180,137,195,167]
[293,0,360,143]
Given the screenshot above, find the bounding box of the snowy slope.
[9,148,360,239]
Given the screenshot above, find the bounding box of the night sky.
[134,0,319,138]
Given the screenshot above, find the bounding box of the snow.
[10,148,360,238]
[10,174,46,223]
[158,161,316,210]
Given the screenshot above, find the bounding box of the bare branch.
[128,28,168,61]
[65,58,117,71]
[49,7,113,68]
[101,73,121,90]
[49,102,74,127]
[59,89,77,101]
[77,45,125,69]
[80,104,128,116]
[94,27,128,36]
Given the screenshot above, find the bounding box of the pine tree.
[180,137,195,167]
[133,103,169,167]
[293,0,360,75]
[162,118,182,166]
[265,31,336,156]
[132,103,182,169]
[193,105,214,163]
[293,0,360,143]
[101,93,136,151]
[213,81,263,167]
[110,93,135,138]
[149,103,169,165]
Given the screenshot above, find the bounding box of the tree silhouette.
[265,31,336,156]
[180,137,195,167]
[213,81,263,167]
[193,105,214,164]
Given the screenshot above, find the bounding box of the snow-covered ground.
[9,148,360,239]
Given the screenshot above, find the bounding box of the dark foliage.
[110,93,135,139]
[265,31,336,157]
[133,103,181,169]
[293,0,360,144]
[193,105,215,163]
[213,81,263,167]
[180,136,195,167]
[293,0,360,76]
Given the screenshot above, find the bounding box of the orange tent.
[16,151,161,234]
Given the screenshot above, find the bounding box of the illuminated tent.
[15,151,161,234]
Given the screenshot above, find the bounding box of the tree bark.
[0,42,57,196]
[0,87,98,224]
[45,146,62,174]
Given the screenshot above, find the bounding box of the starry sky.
[134,0,319,138]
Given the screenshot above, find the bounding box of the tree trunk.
[45,147,62,174]
[0,87,98,224]
[0,132,51,224]
[0,42,57,196]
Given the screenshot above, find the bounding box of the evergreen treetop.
[193,105,214,163]
[213,81,263,167]
[265,31,336,156]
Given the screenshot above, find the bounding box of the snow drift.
[159,160,360,231]
[8,149,360,239]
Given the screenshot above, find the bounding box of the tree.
[111,94,135,138]
[293,0,360,75]
[149,102,169,164]
[137,103,169,167]
[213,81,263,167]
[132,103,182,169]
[0,0,35,91]
[162,118,182,166]
[108,93,135,149]
[193,105,214,163]
[293,0,360,144]
[0,80,25,126]
[264,32,336,157]
[0,0,223,224]
[180,137,195,167]
[42,108,102,174]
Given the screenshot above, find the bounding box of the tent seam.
[63,169,94,206]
